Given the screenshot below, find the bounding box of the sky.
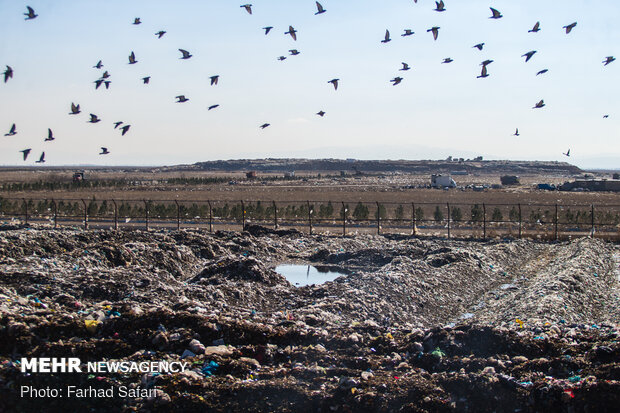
[0,0,618,169]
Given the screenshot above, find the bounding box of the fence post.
[342,202,347,236]
[591,204,595,237]
[518,203,522,239]
[308,201,313,235]
[144,200,149,231]
[447,202,451,239]
[174,200,180,231]
[554,204,558,240]
[208,201,213,232]
[241,200,245,230]
[273,201,277,229]
[412,203,416,236]
[112,199,118,230]
[81,199,88,230]
[482,203,486,240]
[52,199,57,229]
[376,202,380,235]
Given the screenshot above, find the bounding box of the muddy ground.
[0,225,619,412]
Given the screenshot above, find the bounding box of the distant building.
[246,171,257,179]
[431,174,457,188]
[284,171,295,178]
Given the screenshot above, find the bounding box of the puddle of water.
[275,264,346,287]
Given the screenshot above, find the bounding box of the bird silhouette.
[277,56,287,61]
[94,79,104,89]
[259,123,270,129]
[289,49,300,56]
[263,26,273,35]
[179,49,192,59]
[402,29,414,37]
[113,121,123,129]
[100,147,110,155]
[3,66,13,83]
[316,111,326,117]
[400,62,410,71]
[603,56,615,66]
[24,6,37,20]
[390,77,403,85]
[45,128,54,141]
[133,17,141,25]
[241,4,252,14]
[128,52,137,64]
[381,30,391,43]
[208,104,220,110]
[529,22,540,33]
[533,99,545,109]
[69,103,80,115]
[120,125,131,136]
[434,1,446,12]
[210,75,219,85]
[473,43,485,50]
[36,152,45,163]
[315,2,326,15]
[603,115,609,118]
[563,149,570,157]
[93,60,103,69]
[522,51,537,62]
[176,95,189,103]
[155,30,166,38]
[89,114,101,123]
[536,69,548,76]
[20,149,31,161]
[285,26,297,40]
[104,81,111,89]
[442,58,453,63]
[513,128,520,136]
[427,27,440,41]
[489,7,502,19]
[481,59,494,67]
[477,65,489,78]
[563,22,577,34]
[142,76,150,84]
[5,124,16,136]
[101,71,110,79]
[328,79,339,90]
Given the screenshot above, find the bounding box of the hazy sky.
[0,0,618,168]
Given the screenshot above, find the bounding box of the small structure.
[559,179,620,192]
[246,171,257,179]
[431,174,456,188]
[284,171,295,178]
[500,175,520,185]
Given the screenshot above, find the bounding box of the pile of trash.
[0,225,618,412]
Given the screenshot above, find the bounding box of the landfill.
[0,224,619,412]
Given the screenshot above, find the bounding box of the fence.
[1,197,619,240]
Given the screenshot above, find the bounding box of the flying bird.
[93,60,103,69]
[259,123,270,129]
[390,77,403,85]
[210,75,219,85]
[94,79,104,89]
[20,149,31,161]
[128,51,137,64]
[179,49,192,59]
[36,152,45,163]
[142,76,150,84]
[328,78,339,90]
[289,49,300,56]
[277,56,287,61]
[536,69,548,76]
[104,81,111,89]
[381,30,391,43]
[315,2,326,15]
[176,95,189,103]
[563,149,570,157]
[563,22,577,34]
[603,56,615,66]
[529,22,540,33]
[133,17,141,25]
[263,26,273,35]
[522,51,537,62]
[513,128,520,136]
[434,1,446,12]
[88,114,101,123]
[285,26,297,41]
[45,128,54,141]
[120,125,131,136]
[533,99,545,109]
[113,121,123,129]
[477,65,489,78]
[442,58,453,63]
[489,7,502,19]
[402,29,414,37]
[473,43,485,50]
[603,115,609,118]
[100,147,110,155]
[241,4,252,14]
[316,111,326,117]
[208,104,220,111]
[101,71,110,79]
[427,27,440,41]
[24,6,37,20]
[155,30,166,38]
[69,103,80,115]
[3,66,13,83]
[4,124,16,136]
[400,62,410,71]
[481,59,494,66]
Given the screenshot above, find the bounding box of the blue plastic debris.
[202,361,219,376]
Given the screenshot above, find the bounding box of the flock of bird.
[2,2,618,163]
